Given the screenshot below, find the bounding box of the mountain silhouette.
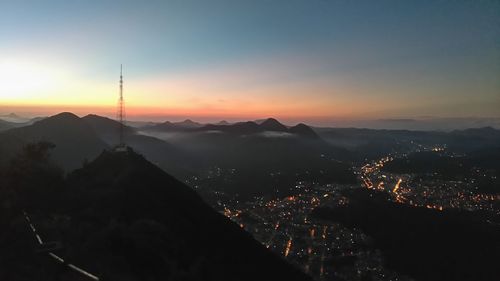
[201,121,262,134]
[82,114,197,178]
[144,119,204,132]
[4,113,20,118]
[260,118,288,132]
[215,120,230,125]
[146,121,178,131]
[82,114,136,138]
[0,116,44,132]
[289,123,320,139]
[174,119,203,128]
[198,118,319,139]
[144,117,320,140]
[0,113,30,123]
[0,112,354,198]
[451,126,500,138]
[50,148,312,281]
[0,112,108,170]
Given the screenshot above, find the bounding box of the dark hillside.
[28,148,312,281]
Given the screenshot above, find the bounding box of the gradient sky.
[0,0,499,124]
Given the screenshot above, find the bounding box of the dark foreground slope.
[3,148,310,281]
[312,189,500,281]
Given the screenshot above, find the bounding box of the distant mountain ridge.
[175,119,203,128]
[450,126,500,138]
[144,119,204,131]
[81,114,197,178]
[0,113,30,123]
[0,114,45,131]
[0,112,196,176]
[0,112,354,198]
[142,117,319,138]
[200,118,320,139]
[214,120,231,125]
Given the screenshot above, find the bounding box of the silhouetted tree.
[4,141,64,212]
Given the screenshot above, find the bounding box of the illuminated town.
[191,142,500,281]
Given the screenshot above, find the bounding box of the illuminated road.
[393,178,402,193]
[284,237,293,257]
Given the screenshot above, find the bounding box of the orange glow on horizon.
[0,100,372,123]
[0,55,400,122]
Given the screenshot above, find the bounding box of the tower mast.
[118,64,125,148]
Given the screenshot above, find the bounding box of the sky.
[0,0,499,125]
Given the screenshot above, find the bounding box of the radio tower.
[117,64,126,151]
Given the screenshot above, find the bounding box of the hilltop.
[0,112,107,170]
[1,147,311,281]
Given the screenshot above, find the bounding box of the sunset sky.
[0,0,499,124]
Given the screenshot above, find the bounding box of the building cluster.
[188,143,498,281]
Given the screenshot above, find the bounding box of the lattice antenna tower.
[118,64,125,148]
